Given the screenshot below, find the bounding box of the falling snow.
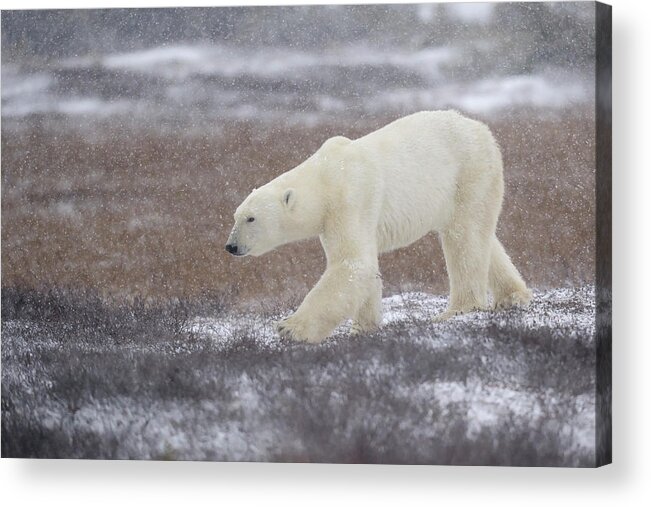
[1,4,599,464]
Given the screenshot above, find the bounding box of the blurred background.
[1,3,596,305]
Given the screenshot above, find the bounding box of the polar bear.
[225,111,531,343]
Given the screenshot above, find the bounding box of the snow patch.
[445,3,495,25]
[188,286,595,350]
[367,73,590,115]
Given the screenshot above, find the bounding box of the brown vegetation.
[1,107,595,306]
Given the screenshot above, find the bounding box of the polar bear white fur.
[226,111,531,343]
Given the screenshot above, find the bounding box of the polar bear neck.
[273,161,328,243]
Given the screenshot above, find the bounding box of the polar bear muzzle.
[224,243,243,256]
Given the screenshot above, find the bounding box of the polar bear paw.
[275,315,325,344]
[433,304,488,322]
[350,321,381,336]
[493,289,533,310]
[432,309,462,323]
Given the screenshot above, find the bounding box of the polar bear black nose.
[225,243,238,255]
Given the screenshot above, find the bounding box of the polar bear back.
[349,110,502,253]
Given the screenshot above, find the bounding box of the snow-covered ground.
[188,286,595,350]
[2,286,597,465]
[1,42,592,129]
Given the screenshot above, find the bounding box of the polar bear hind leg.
[435,151,502,321]
[436,224,493,321]
[488,235,532,309]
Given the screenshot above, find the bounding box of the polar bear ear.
[282,188,296,210]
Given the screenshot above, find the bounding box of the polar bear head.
[225,136,349,257]
[225,181,326,257]
[225,185,297,257]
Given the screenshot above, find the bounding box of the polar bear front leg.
[276,261,375,343]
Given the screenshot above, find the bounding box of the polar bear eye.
[247,217,255,223]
